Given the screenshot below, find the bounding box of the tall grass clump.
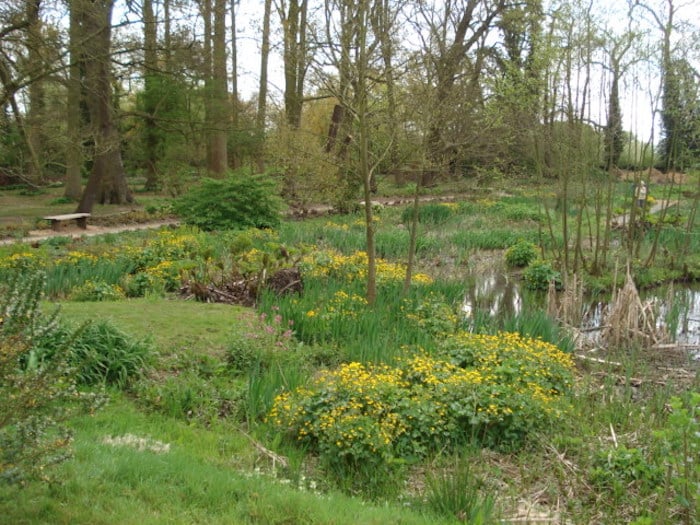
[66,320,153,389]
[424,454,497,524]
[400,202,456,225]
[44,253,136,298]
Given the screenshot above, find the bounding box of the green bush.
[69,280,126,301]
[226,311,297,374]
[173,169,282,231]
[269,332,574,483]
[653,392,699,523]
[522,260,562,291]
[504,240,538,268]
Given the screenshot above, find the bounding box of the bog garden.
[1,171,698,524]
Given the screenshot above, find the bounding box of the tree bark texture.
[75,0,132,213]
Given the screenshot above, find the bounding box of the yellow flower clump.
[302,249,432,285]
[270,331,575,464]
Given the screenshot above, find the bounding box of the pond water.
[461,265,700,360]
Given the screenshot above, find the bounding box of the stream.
[461,264,700,361]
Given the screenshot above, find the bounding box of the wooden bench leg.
[51,220,62,232]
[76,216,88,229]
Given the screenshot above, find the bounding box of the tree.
[141,0,159,190]
[75,0,132,212]
[318,0,403,304]
[278,0,309,128]
[25,0,45,184]
[64,0,83,200]
[413,0,508,171]
[634,0,697,171]
[200,0,229,175]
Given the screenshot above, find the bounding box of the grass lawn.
[0,396,440,525]
[51,298,254,358]
[2,298,445,525]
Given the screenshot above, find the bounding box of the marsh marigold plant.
[269,331,574,467]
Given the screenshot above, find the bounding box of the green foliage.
[0,272,102,485]
[401,292,461,339]
[424,455,497,524]
[69,280,126,301]
[490,201,543,222]
[522,260,562,291]
[400,202,455,225]
[589,446,663,499]
[68,320,153,388]
[226,311,297,374]
[137,368,245,426]
[172,170,282,231]
[653,392,700,524]
[269,332,574,492]
[504,239,538,267]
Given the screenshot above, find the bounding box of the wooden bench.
[43,213,91,231]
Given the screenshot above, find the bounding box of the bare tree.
[413,0,507,170]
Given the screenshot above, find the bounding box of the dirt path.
[0,219,180,246]
[0,195,673,247]
[611,199,672,227]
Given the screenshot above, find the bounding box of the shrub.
[522,260,562,291]
[226,311,297,374]
[69,280,126,301]
[173,169,282,231]
[504,239,538,268]
[1,272,103,484]
[653,392,699,524]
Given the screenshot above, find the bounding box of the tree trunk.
[204,0,228,175]
[281,0,308,128]
[230,0,240,168]
[64,2,83,200]
[26,0,45,184]
[75,0,132,213]
[255,0,271,172]
[257,0,271,132]
[142,0,159,190]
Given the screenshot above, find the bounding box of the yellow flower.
[306,310,316,317]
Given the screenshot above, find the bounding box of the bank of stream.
[460,256,700,367]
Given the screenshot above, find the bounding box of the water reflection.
[462,265,700,359]
[462,268,523,319]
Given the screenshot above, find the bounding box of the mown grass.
[51,298,251,358]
